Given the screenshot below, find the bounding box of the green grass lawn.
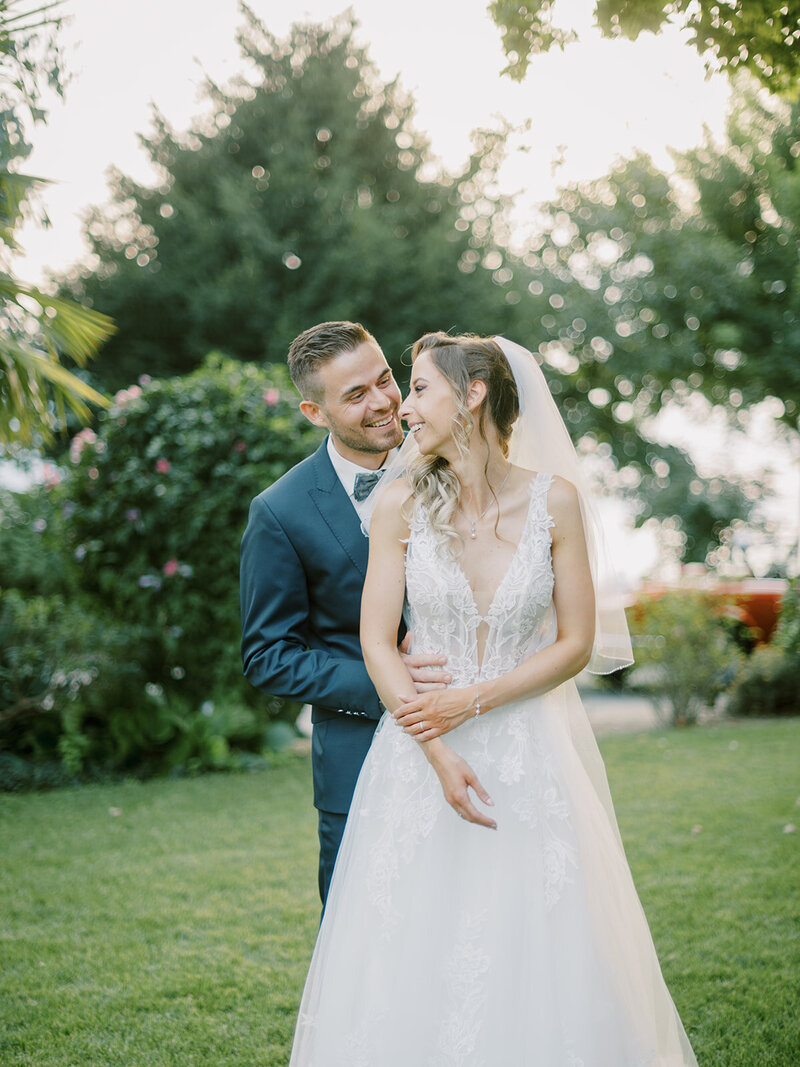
[1,718,798,1066]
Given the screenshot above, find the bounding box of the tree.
[516,84,800,423]
[66,8,517,389]
[488,0,800,93]
[679,84,800,420]
[503,80,800,564]
[0,0,112,446]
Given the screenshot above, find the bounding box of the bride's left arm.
[395,476,595,740]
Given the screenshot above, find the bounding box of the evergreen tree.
[67,10,516,388]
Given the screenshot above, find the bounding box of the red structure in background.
[634,576,789,644]
[713,579,789,642]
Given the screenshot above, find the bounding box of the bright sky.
[16,0,733,282]
[10,0,798,578]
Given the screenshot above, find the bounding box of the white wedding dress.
[290,473,698,1066]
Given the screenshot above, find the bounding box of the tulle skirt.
[289,681,697,1066]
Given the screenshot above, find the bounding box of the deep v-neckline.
[453,472,547,626]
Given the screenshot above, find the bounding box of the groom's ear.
[466,378,488,412]
[299,399,329,429]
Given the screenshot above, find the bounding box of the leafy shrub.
[0,585,286,790]
[726,646,798,718]
[727,581,799,719]
[0,484,73,597]
[60,353,319,709]
[626,591,741,725]
[0,587,145,784]
[772,579,800,657]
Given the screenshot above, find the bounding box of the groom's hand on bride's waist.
[398,632,451,693]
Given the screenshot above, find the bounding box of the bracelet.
[474,686,482,717]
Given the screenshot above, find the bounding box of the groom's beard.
[325,411,404,457]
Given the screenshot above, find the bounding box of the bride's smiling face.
[400,350,459,456]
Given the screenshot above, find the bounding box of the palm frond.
[0,334,110,445]
[0,168,50,234]
[0,0,111,446]
[0,278,116,363]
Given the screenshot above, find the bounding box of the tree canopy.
[508,81,799,568]
[489,0,800,93]
[518,84,800,427]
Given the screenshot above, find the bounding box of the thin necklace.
[462,464,512,540]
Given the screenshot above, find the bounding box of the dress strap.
[527,471,555,526]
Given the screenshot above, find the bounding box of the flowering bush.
[2,355,319,785]
[1,355,319,785]
[62,353,319,713]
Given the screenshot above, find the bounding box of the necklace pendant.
[470,522,477,540]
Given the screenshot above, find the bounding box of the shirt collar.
[326,435,397,502]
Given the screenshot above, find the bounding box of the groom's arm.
[240,495,382,719]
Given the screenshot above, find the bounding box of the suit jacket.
[240,438,392,814]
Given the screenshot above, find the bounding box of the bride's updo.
[406,332,520,548]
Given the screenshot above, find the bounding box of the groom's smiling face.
[299,342,403,466]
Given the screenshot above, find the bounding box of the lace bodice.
[405,472,556,687]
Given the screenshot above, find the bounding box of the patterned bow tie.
[353,469,384,502]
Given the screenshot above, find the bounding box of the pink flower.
[113,384,142,409]
[162,558,179,577]
[139,374,152,386]
[42,463,62,489]
[155,458,171,474]
[263,388,280,406]
[235,440,246,453]
[125,508,141,522]
[88,467,99,480]
[69,427,97,464]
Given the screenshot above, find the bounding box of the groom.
[240,321,449,904]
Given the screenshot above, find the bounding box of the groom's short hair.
[287,321,378,402]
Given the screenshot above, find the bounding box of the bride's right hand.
[424,740,497,830]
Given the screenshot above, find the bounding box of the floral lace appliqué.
[428,910,491,1067]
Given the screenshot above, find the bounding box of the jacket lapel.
[307,439,369,578]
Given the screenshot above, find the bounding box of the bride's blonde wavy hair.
[405,332,519,550]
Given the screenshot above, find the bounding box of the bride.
[289,333,697,1066]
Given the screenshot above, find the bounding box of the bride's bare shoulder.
[544,474,582,528]
[371,478,414,537]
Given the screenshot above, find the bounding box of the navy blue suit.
[240,438,390,902]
